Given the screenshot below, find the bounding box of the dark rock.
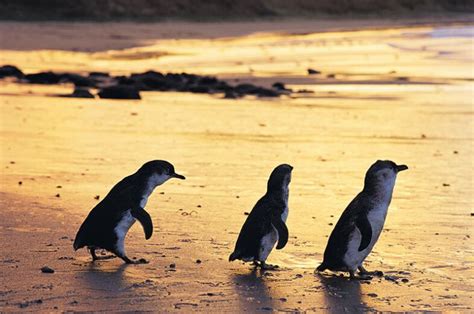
[326,74,336,78]
[60,73,95,87]
[235,83,260,95]
[41,266,54,273]
[0,65,24,78]
[98,85,141,99]
[188,85,210,93]
[224,90,238,99]
[198,76,218,85]
[25,72,62,84]
[307,68,321,75]
[88,71,110,77]
[272,82,286,90]
[70,87,94,98]
[256,88,279,97]
[115,76,136,85]
[213,81,233,92]
[165,73,184,82]
[196,259,202,264]
[169,263,176,269]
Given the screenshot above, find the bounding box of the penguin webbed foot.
[124,257,149,264]
[358,266,383,277]
[89,248,117,262]
[259,261,279,270]
[349,270,372,280]
[93,255,116,261]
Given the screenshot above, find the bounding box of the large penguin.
[316,160,408,278]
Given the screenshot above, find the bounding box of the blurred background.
[0,0,472,21]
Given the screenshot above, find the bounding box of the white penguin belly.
[343,206,387,270]
[258,207,289,262]
[114,210,136,255]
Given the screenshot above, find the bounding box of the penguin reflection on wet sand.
[229,164,293,270]
[316,160,408,279]
[73,160,185,264]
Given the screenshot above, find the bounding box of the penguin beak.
[172,173,186,180]
[395,164,408,172]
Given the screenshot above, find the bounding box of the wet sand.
[0,20,473,311]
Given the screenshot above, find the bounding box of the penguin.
[229,164,293,270]
[316,160,408,279]
[73,160,185,264]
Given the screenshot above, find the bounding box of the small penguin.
[73,160,185,264]
[316,160,408,279]
[229,164,293,270]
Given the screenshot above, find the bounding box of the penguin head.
[138,160,186,186]
[364,160,407,193]
[267,164,293,192]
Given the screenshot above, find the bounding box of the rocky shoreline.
[0,65,297,100]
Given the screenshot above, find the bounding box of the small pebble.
[56,185,62,188]
[196,259,202,264]
[55,194,60,198]
[367,293,378,297]
[41,266,54,273]
[18,181,22,185]
[94,195,100,200]
[401,278,409,283]
[307,68,321,75]
[169,263,176,269]
[244,212,249,215]
[442,183,450,187]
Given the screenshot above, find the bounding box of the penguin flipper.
[356,215,372,251]
[271,214,289,250]
[131,207,153,240]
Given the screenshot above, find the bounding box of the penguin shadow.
[231,268,276,311]
[78,262,130,292]
[316,273,372,313]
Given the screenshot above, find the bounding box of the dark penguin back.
[318,192,373,271]
[230,164,292,261]
[73,172,148,251]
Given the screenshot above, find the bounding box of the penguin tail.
[316,262,327,272]
[229,251,239,262]
[73,237,83,251]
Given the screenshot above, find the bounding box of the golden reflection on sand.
[0,22,472,311]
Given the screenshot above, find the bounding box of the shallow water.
[0,23,473,311]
